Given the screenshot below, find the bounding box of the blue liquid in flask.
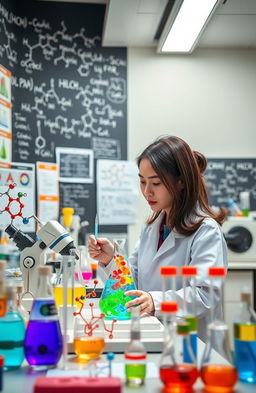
[0,312,25,370]
[234,338,256,383]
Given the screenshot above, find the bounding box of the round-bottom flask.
[200,321,238,393]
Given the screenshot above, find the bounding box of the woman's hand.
[87,235,114,265]
[125,290,155,314]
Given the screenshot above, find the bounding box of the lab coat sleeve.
[149,219,228,319]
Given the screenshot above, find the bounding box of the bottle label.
[30,299,58,321]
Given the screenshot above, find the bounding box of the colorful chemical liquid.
[24,320,63,367]
[75,271,93,281]
[0,298,7,317]
[0,313,25,370]
[234,323,256,383]
[54,286,86,308]
[73,336,105,361]
[160,363,198,392]
[100,277,136,320]
[125,364,146,386]
[201,364,238,392]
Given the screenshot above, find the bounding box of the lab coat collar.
[146,211,185,261]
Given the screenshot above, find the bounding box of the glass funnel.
[99,238,136,320]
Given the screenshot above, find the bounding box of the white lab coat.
[100,211,228,344]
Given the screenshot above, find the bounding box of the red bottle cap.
[181,266,197,276]
[208,267,227,277]
[0,355,4,367]
[160,266,177,276]
[125,354,147,360]
[161,301,178,313]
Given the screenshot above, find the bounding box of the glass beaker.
[99,238,136,320]
[73,306,105,362]
[53,255,86,308]
[200,267,238,392]
[77,245,93,282]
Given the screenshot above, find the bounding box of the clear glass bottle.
[159,301,198,393]
[234,291,256,383]
[0,260,7,317]
[100,238,136,320]
[24,265,63,369]
[124,306,147,387]
[200,267,238,393]
[0,284,26,370]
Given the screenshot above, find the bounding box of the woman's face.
[139,158,172,215]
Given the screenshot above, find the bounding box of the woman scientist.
[88,135,227,342]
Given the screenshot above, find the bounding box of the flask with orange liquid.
[200,267,238,393]
[159,301,199,393]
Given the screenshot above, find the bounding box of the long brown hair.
[137,135,227,236]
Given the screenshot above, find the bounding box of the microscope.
[5,218,79,298]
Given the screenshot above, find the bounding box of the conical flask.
[200,267,238,392]
[24,265,63,369]
[99,238,136,320]
[159,301,199,392]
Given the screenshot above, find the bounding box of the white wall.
[127,47,256,253]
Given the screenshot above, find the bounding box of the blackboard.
[0,0,127,234]
[205,158,256,210]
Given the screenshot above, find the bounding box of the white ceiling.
[43,0,256,50]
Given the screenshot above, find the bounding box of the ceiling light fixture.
[158,0,220,53]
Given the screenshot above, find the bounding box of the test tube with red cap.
[181,266,198,364]
[159,301,198,392]
[200,266,238,393]
[160,266,177,302]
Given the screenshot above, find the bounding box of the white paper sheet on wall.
[97,160,139,225]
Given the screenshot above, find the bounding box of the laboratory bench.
[1,353,255,393]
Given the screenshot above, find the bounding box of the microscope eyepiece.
[5,223,35,251]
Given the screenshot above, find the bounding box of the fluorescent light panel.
[161,0,218,53]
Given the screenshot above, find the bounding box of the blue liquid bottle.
[24,265,63,369]
[0,285,25,370]
[234,291,256,383]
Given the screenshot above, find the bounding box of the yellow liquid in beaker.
[54,286,86,308]
[74,336,105,361]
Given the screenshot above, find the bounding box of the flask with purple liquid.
[24,265,63,369]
